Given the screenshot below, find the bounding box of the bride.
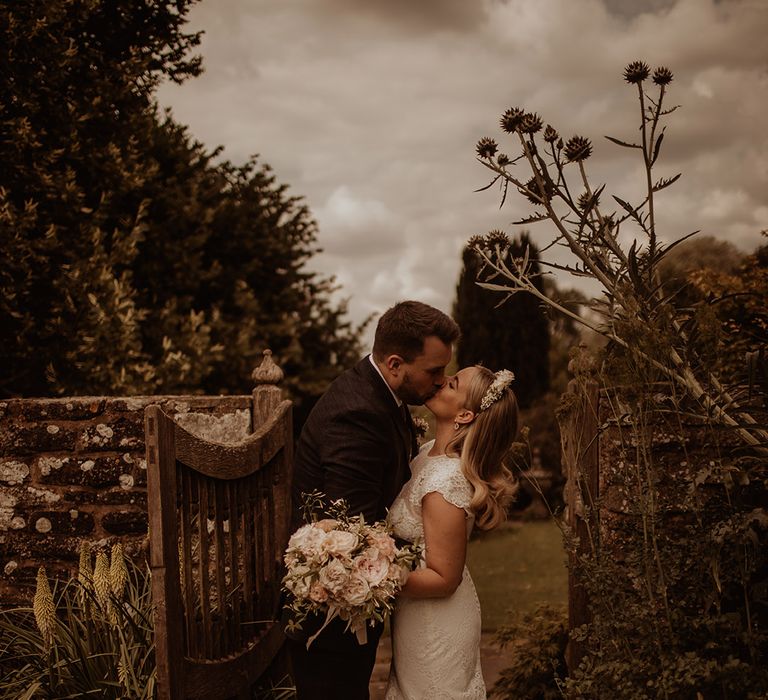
[385,365,518,699]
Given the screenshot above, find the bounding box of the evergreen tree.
[453,233,549,408]
[0,1,363,420]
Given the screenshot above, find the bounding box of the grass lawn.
[466,519,568,631]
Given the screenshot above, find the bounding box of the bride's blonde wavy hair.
[445,366,519,531]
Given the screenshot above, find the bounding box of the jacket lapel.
[356,357,413,464]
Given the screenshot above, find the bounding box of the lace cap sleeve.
[418,457,474,514]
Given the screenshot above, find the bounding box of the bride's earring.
[453,422,459,430]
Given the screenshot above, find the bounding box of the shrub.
[490,604,567,699]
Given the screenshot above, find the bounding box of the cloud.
[158,0,768,341]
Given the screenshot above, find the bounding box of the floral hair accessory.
[479,369,515,411]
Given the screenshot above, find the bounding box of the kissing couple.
[285,300,519,699]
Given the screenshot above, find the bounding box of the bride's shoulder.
[418,454,472,512]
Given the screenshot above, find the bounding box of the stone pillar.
[251,350,285,429]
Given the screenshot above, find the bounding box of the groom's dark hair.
[372,301,460,363]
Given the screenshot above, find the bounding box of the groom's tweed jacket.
[290,356,417,533]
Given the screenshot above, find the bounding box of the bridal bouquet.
[282,492,421,648]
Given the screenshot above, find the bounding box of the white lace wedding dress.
[384,441,485,700]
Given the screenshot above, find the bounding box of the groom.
[285,300,460,700]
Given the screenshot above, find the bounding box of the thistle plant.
[475,62,768,697]
[471,61,767,451]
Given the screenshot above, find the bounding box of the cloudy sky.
[157,0,768,338]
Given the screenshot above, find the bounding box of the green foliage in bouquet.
[472,61,768,697]
[0,543,155,699]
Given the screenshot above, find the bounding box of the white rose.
[341,573,370,607]
[285,565,312,598]
[318,558,350,594]
[322,530,359,558]
[287,524,326,560]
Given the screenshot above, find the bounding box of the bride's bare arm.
[397,492,467,598]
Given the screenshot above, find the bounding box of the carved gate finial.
[252,349,284,386]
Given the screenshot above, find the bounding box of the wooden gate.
[145,356,292,699]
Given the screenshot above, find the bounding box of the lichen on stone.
[38,456,67,476]
[96,424,114,439]
[35,517,52,533]
[0,460,30,485]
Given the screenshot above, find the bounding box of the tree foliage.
[0,0,363,419]
[454,232,549,408]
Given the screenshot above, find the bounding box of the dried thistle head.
[519,112,543,135]
[564,135,593,162]
[500,107,525,133]
[476,137,498,159]
[93,551,111,613]
[623,60,650,84]
[543,124,559,143]
[468,234,486,250]
[652,66,673,86]
[77,540,92,586]
[520,175,555,205]
[34,567,56,649]
[578,190,600,212]
[496,153,511,167]
[109,543,128,600]
[486,229,511,248]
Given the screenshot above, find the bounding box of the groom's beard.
[396,372,439,406]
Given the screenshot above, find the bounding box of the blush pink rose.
[367,532,397,561]
[309,581,329,603]
[355,548,390,586]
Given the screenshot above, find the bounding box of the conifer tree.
[453,233,549,408]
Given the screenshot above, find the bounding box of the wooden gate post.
[560,346,600,676]
[252,349,285,428]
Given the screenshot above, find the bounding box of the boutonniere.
[411,416,429,442]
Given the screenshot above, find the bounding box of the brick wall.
[0,395,253,605]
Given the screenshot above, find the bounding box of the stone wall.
[0,395,253,606]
